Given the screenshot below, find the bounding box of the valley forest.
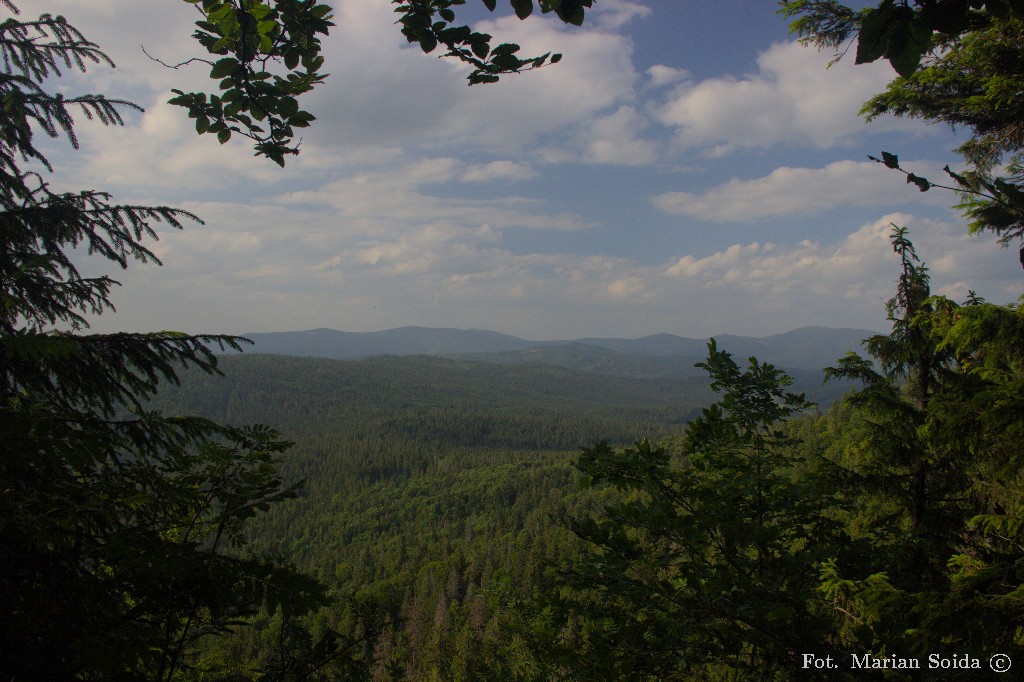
[2,1,1024,680]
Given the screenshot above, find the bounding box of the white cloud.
[44,0,212,95]
[427,10,642,151]
[39,2,1018,341]
[578,106,659,165]
[80,195,1020,340]
[592,0,652,30]
[606,276,648,300]
[461,161,538,183]
[45,0,654,191]
[654,159,951,221]
[655,41,921,153]
[276,158,591,233]
[663,214,1018,307]
[646,64,689,89]
[52,0,632,164]
[67,95,285,192]
[296,0,642,157]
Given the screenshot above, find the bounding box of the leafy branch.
[783,0,1024,77]
[869,151,1024,265]
[167,0,334,166]
[393,0,583,85]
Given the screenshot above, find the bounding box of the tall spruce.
[0,4,360,678]
[819,227,1024,669]
[825,226,963,588]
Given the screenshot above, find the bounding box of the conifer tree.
[819,227,1024,669]
[0,4,356,677]
[545,343,846,679]
[824,226,965,587]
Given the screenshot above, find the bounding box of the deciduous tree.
[172,0,585,164]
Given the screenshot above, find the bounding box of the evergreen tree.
[0,4,359,677]
[543,342,846,680]
[824,226,964,587]
[819,227,1024,669]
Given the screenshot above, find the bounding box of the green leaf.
[483,0,497,10]
[249,3,272,20]
[491,53,523,71]
[994,178,1024,208]
[257,19,277,37]
[470,39,489,60]
[491,42,520,56]
[209,4,234,23]
[278,96,299,118]
[556,0,587,26]
[209,57,238,79]
[217,128,231,144]
[881,151,900,169]
[944,165,969,186]
[855,1,894,65]
[887,16,932,78]
[419,33,438,53]
[906,173,931,191]
[510,0,533,20]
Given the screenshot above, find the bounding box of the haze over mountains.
[233,325,876,375]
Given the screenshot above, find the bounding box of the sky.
[33,0,1024,340]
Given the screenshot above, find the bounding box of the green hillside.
[152,353,696,678]
[143,350,853,678]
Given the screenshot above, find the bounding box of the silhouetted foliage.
[0,4,364,678]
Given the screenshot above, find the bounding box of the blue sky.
[40,0,1022,339]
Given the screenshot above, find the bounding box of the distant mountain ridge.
[232,325,876,372]
[233,326,531,358]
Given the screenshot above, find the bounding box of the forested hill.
[160,351,853,436]
[147,352,722,675]
[229,325,876,373]
[148,350,854,677]
[156,352,713,440]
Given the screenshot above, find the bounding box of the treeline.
[161,352,715,422]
